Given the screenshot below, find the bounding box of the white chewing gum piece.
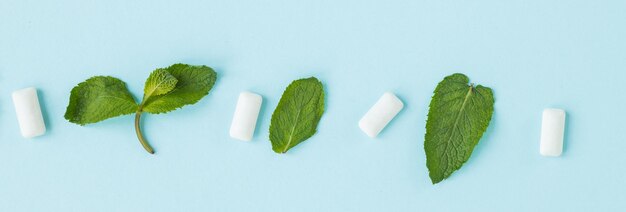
[359,92,404,138]
[12,87,46,138]
[540,108,566,157]
[229,91,263,141]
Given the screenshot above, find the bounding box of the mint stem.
[135,110,155,154]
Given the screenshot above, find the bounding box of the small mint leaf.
[142,64,217,114]
[143,68,178,101]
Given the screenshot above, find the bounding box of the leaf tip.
[430,177,443,185]
[272,148,287,154]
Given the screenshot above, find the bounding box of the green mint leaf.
[269,77,325,153]
[64,76,139,125]
[424,73,494,184]
[143,68,178,101]
[141,63,217,114]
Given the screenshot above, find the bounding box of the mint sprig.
[64,64,217,154]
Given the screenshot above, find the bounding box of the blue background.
[1,0,625,211]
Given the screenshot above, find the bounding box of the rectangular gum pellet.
[229,91,263,141]
[358,92,404,138]
[540,108,566,156]
[12,87,46,138]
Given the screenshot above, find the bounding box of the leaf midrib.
[444,86,473,149]
[281,86,319,153]
[283,109,302,153]
[438,85,473,177]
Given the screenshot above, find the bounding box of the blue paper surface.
[1,0,625,211]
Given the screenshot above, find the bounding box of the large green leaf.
[64,76,139,125]
[424,73,494,184]
[142,64,217,114]
[269,77,325,153]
